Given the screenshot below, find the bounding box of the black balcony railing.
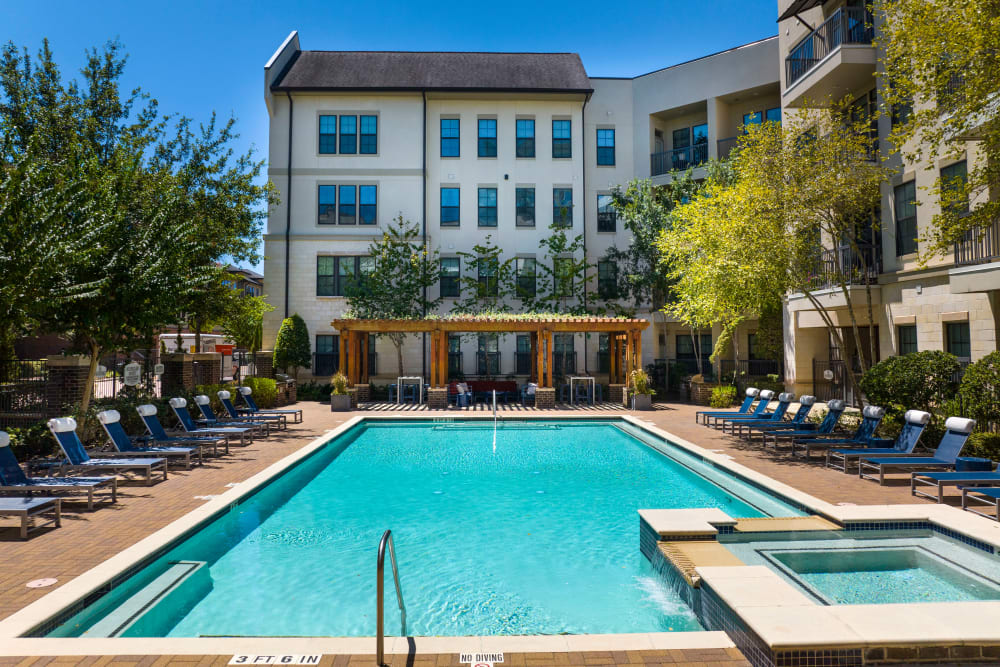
[809,244,882,290]
[717,137,739,160]
[650,143,708,176]
[786,6,873,87]
[553,351,577,378]
[313,353,337,377]
[954,220,1000,267]
[476,351,500,376]
[515,351,532,375]
[448,352,463,378]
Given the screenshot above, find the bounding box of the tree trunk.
[77,340,101,429]
[194,320,202,354]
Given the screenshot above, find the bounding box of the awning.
[777,0,827,22]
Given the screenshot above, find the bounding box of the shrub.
[958,351,1000,427]
[965,432,1000,461]
[859,351,960,438]
[298,381,333,402]
[6,422,56,460]
[243,376,277,408]
[710,385,737,408]
[331,372,349,396]
[273,313,311,380]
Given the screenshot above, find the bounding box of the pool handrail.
[377,529,406,666]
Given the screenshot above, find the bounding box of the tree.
[221,293,273,354]
[273,313,311,380]
[877,0,1000,259]
[453,235,517,314]
[344,216,442,375]
[525,223,592,314]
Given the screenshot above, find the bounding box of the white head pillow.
[0,431,9,447]
[862,406,886,419]
[48,417,78,432]
[945,416,976,434]
[745,387,759,397]
[800,395,816,406]
[827,399,845,412]
[97,410,121,424]
[778,392,794,402]
[905,410,931,425]
[194,395,210,405]
[238,386,252,395]
[136,404,158,417]
[217,390,232,400]
[758,390,775,400]
[169,397,187,408]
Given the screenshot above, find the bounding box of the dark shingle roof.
[272,51,592,93]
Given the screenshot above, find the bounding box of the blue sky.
[7,0,779,272]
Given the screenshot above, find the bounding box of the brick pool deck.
[0,400,948,666]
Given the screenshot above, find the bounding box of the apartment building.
[777,0,996,402]
[262,31,782,382]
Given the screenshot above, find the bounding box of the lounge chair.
[48,417,167,485]
[737,396,816,441]
[136,404,229,455]
[218,391,285,430]
[97,409,200,469]
[708,390,775,429]
[721,392,793,435]
[237,386,303,423]
[0,431,116,510]
[0,496,61,539]
[192,395,270,437]
[761,399,846,448]
[790,405,885,459]
[961,487,1000,521]
[695,387,759,425]
[859,417,975,485]
[168,398,253,445]
[826,409,930,473]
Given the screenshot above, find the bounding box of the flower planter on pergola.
[330,316,650,397]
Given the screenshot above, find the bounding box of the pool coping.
[2,412,999,660]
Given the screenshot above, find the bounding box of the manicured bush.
[243,376,277,408]
[273,313,311,380]
[958,351,1000,428]
[298,381,333,402]
[964,432,1000,462]
[709,385,737,408]
[6,422,55,460]
[859,351,960,438]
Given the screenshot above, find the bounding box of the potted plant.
[630,369,655,410]
[330,372,352,411]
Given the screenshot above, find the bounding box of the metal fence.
[954,220,1000,267]
[812,359,860,406]
[93,350,161,400]
[0,359,48,428]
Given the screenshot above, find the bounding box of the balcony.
[650,143,708,177]
[717,137,740,160]
[783,7,875,108]
[809,244,882,291]
[950,221,1000,294]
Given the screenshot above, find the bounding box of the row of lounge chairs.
[695,387,1000,521]
[0,387,304,539]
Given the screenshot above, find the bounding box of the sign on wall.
[123,362,142,386]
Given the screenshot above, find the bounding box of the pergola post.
[338,328,348,377]
[361,333,369,384]
[545,330,554,389]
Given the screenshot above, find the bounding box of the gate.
[0,359,48,428]
[93,349,161,399]
[812,359,859,406]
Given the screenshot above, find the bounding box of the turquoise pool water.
[50,419,803,638]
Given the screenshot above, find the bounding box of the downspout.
[581,95,589,372]
[421,90,428,379]
[284,91,294,320]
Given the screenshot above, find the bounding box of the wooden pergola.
[330,316,650,388]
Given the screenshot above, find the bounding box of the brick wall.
[45,356,92,417]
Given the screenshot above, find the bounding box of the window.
[440,258,460,297]
[691,123,708,163]
[478,188,497,227]
[598,333,610,372]
[317,256,369,296]
[742,111,762,128]
[441,118,460,157]
[477,258,499,297]
[596,128,615,165]
[941,160,968,215]
[448,335,462,376]
[338,185,356,225]
[597,260,618,299]
[892,99,912,127]
[946,322,971,360]
[516,119,535,158]
[477,334,500,375]
[676,333,712,374]
[359,115,377,154]
[672,127,691,169]
[898,325,917,355]
[552,119,571,158]
[894,181,917,255]
[441,187,460,227]
[597,194,616,232]
[553,188,573,227]
[747,333,759,360]
[319,115,337,154]
[515,188,535,227]
[314,335,338,376]
[553,257,573,297]
[317,256,336,296]
[339,115,357,154]
[478,118,497,157]
[516,334,532,374]
[553,333,575,376]
[515,257,536,297]
[765,107,782,124]
[318,185,336,224]
[359,185,377,225]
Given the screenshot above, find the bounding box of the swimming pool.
[48,418,804,638]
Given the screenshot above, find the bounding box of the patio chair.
[735,395,815,440]
[790,405,885,459]
[826,409,930,473]
[0,431,116,510]
[195,394,271,436]
[760,399,846,449]
[961,487,1000,521]
[721,392,794,434]
[168,398,254,445]
[521,382,537,407]
[47,417,167,485]
[97,409,200,469]
[859,416,975,485]
[237,386,303,423]
[709,390,775,429]
[218,391,285,430]
[136,404,229,455]
[695,387,759,425]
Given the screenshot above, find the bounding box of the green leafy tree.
[273,313,311,380]
[454,235,517,314]
[957,351,1000,428]
[525,223,592,314]
[221,293,273,354]
[344,216,442,375]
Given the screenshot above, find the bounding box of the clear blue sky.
[7,0,779,272]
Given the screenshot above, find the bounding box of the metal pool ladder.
[377,529,406,666]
